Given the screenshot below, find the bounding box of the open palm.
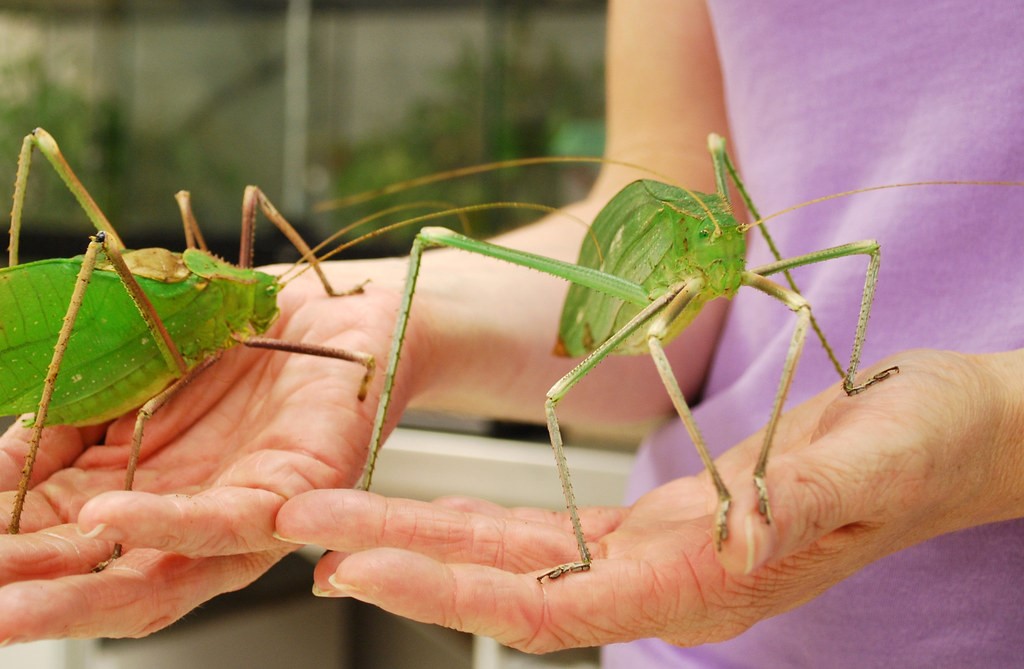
[277,349,1023,652]
[0,268,398,641]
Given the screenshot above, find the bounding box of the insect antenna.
[742,180,1024,232]
[736,178,1024,380]
[313,155,666,214]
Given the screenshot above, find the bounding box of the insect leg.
[740,272,812,525]
[240,186,367,297]
[8,233,106,535]
[174,190,209,253]
[90,354,223,571]
[243,337,375,401]
[9,129,187,377]
[708,133,848,382]
[750,240,895,395]
[540,289,683,580]
[358,233,428,493]
[361,226,650,491]
[10,129,124,255]
[643,279,738,548]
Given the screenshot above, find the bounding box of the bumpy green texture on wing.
[556,180,745,357]
[0,249,279,425]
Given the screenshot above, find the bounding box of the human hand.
[275,349,1024,652]
[0,266,405,643]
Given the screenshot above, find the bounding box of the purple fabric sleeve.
[604,1,1024,666]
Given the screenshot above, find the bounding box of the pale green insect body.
[556,179,746,356]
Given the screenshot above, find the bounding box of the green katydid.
[1,128,376,567]
[358,133,901,581]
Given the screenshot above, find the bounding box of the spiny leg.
[92,355,222,570]
[741,273,812,525]
[174,190,209,252]
[11,128,187,377]
[539,289,685,580]
[361,226,659,578]
[240,186,367,297]
[90,333,376,570]
[708,133,848,383]
[357,234,428,492]
[749,239,898,395]
[9,129,124,266]
[643,279,736,548]
[360,226,649,492]
[647,339,732,546]
[243,337,375,401]
[8,233,106,535]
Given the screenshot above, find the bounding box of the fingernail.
[743,515,776,575]
[271,532,304,545]
[744,516,758,575]
[77,523,108,539]
[320,574,368,600]
[312,583,346,598]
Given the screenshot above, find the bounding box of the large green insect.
[1,128,375,566]
[360,133,897,580]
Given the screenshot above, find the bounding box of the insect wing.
[0,259,203,425]
[557,180,681,356]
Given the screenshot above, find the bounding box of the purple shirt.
[605,1,1024,666]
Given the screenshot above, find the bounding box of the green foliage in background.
[0,55,126,242]
[319,41,604,256]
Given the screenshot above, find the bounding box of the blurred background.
[0,2,629,668]
[0,0,606,262]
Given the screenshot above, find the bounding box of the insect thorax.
[180,249,281,337]
[636,182,746,298]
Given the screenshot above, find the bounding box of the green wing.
[0,257,251,425]
[556,180,741,357]
[557,181,692,356]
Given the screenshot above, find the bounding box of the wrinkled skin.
[0,267,399,642]
[277,350,1024,652]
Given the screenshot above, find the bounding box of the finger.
[276,489,603,572]
[0,424,98,489]
[77,487,286,556]
[314,547,693,653]
[0,525,115,582]
[715,432,900,575]
[0,547,285,643]
[433,495,627,538]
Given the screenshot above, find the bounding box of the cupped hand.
[0,265,405,643]
[275,349,1024,652]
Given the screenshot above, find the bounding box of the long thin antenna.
[742,180,1024,232]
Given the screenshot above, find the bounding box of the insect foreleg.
[741,272,812,527]
[750,239,894,395]
[539,286,685,581]
[8,233,107,535]
[644,278,736,549]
